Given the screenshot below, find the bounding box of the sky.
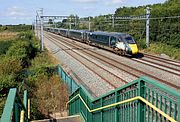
[0,0,167,25]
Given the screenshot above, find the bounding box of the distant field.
[0,32,18,41]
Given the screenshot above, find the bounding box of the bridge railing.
[0,88,29,122]
[57,65,180,122]
[57,65,79,94]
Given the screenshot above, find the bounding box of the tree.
[48,19,53,24]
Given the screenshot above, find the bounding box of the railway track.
[131,57,180,76]
[46,32,180,90]
[144,53,180,66]
[45,34,128,90]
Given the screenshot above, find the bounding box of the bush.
[143,42,180,60]
[137,39,147,49]
[6,38,38,67]
[18,31,34,41]
[0,40,13,55]
[0,98,6,118]
[30,75,68,120]
[0,57,23,74]
[0,57,22,94]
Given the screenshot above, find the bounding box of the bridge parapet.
[57,65,180,122]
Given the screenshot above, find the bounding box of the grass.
[0,31,69,120]
[28,51,69,120]
[141,42,180,60]
[0,97,6,118]
[0,32,18,41]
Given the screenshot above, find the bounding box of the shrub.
[137,39,147,49]
[30,75,68,119]
[143,42,180,60]
[0,57,22,94]
[18,31,34,41]
[0,40,13,55]
[0,57,22,75]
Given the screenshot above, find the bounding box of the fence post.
[138,80,145,122]
[23,90,28,122]
[100,98,103,122]
[88,101,92,122]
[178,97,180,121]
[14,103,19,122]
[86,96,88,122]
[71,79,73,93]
[28,99,30,119]
[115,91,118,122]
[20,110,25,122]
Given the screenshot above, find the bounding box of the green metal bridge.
[1,65,180,122]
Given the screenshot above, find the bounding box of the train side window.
[118,37,123,42]
[110,37,117,45]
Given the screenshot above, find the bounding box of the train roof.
[59,28,69,30]
[89,31,129,37]
[69,29,88,33]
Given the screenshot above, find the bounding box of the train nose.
[129,44,138,54]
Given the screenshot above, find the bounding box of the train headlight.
[125,47,128,51]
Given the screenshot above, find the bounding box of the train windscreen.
[124,36,136,44]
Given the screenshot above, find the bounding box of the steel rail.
[46,32,179,90]
[132,58,180,76]
[47,35,128,84]
[45,35,118,89]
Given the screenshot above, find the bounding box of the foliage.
[0,31,39,96]
[0,98,6,118]
[0,29,66,120]
[0,25,32,32]
[48,19,53,24]
[27,51,68,120]
[0,40,13,55]
[30,75,68,120]
[18,31,34,40]
[143,42,180,60]
[6,41,32,65]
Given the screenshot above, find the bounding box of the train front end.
[116,34,139,56]
[125,36,138,55]
[126,36,138,55]
[128,43,138,55]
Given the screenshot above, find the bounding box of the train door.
[84,32,88,42]
[110,36,117,48]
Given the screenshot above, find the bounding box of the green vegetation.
[142,42,180,60]
[0,24,32,32]
[28,52,68,120]
[0,27,68,120]
[0,31,39,118]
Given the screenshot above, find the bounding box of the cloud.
[72,0,124,5]
[0,6,31,19]
[106,0,124,5]
[0,6,33,24]
[72,0,98,3]
[111,0,123,4]
[6,6,27,17]
[83,6,95,11]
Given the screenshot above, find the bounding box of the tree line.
[52,0,179,49]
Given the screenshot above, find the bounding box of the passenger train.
[44,28,139,56]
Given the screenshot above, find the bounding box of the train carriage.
[59,28,69,37]
[44,27,138,56]
[54,28,60,34]
[68,30,86,42]
[87,31,138,55]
